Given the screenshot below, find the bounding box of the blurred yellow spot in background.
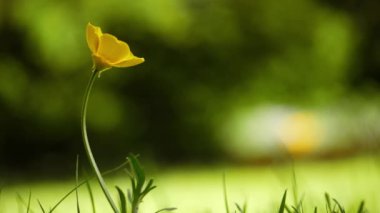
[279,112,322,157]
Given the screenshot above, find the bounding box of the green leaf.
[128,155,144,180]
[130,178,137,199]
[116,186,127,213]
[278,190,287,213]
[128,154,146,192]
[127,189,133,203]
[141,179,156,199]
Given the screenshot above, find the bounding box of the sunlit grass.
[1,155,378,212]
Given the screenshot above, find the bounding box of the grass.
[0,154,378,212]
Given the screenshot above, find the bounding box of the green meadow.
[1,155,378,212]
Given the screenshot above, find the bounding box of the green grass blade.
[357,201,365,213]
[223,173,230,213]
[85,180,96,213]
[285,205,292,213]
[0,184,3,206]
[37,200,46,213]
[278,190,287,213]
[314,206,317,213]
[49,161,128,213]
[116,186,127,213]
[290,160,299,207]
[155,207,177,213]
[103,161,129,177]
[325,193,332,212]
[49,182,87,212]
[76,155,81,213]
[333,198,345,213]
[297,195,305,212]
[16,193,23,212]
[235,202,247,213]
[26,190,32,213]
[235,203,243,213]
[242,202,248,213]
[16,193,35,213]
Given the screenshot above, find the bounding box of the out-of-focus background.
[1,0,380,171]
[0,0,380,211]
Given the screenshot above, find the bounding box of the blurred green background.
[0,0,380,177]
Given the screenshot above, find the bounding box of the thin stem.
[81,70,119,213]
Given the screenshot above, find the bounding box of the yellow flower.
[86,23,144,72]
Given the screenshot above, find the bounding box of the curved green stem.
[81,70,119,213]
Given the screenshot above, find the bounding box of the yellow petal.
[96,33,131,64]
[86,23,102,53]
[113,57,145,68]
